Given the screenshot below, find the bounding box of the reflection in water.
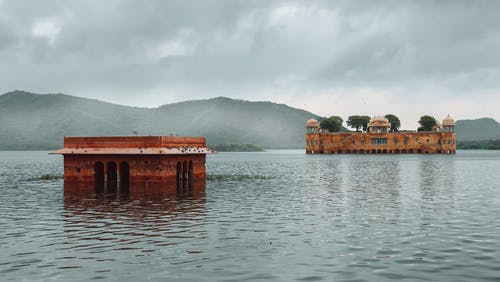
[62,185,206,257]
[2,151,500,281]
[419,157,456,205]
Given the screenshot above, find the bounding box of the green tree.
[320,116,343,132]
[347,115,371,132]
[418,115,437,131]
[360,115,371,132]
[384,114,401,132]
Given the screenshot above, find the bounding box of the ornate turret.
[442,114,455,132]
[306,118,319,134]
[368,116,391,133]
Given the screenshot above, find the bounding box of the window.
[352,140,355,145]
[394,138,398,145]
[371,138,388,145]
[361,140,365,145]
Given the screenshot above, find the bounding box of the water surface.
[1,150,500,281]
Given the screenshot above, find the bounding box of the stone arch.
[372,149,377,154]
[408,149,414,154]
[107,162,117,193]
[337,149,343,154]
[395,149,400,154]
[183,161,188,191]
[417,149,423,154]
[176,161,182,192]
[119,162,130,193]
[359,149,364,154]
[401,149,407,154]
[377,149,382,154]
[382,149,387,154]
[346,149,351,154]
[93,162,104,193]
[189,161,194,191]
[352,149,358,154]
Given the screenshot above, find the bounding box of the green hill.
[0,90,321,149]
[455,118,500,142]
[1,90,498,150]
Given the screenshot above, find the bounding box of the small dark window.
[75,167,81,173]
[352,140,355,145]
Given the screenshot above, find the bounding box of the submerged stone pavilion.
[51,136,212,193]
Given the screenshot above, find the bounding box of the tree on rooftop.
[418,115,437,131]
[320,116,343,132]
[385,114,401,132]
[347,115,371,132]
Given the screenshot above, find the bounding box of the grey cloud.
[0,0,499,120]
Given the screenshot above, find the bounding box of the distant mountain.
[1,90,498,150]
[455,118,500,141]
[0,90,321,149]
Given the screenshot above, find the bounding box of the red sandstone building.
[51,136,211,193]
[306,115,456,155]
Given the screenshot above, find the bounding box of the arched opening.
[402,149,407,154]
[176,161,182,193]
[107,162,117,193]
[352,149,358,154]
[425,151,429,154]
[417,149,423,154]
[189,161,194,191]
[377,149,382,154]
[395,149,400,154]
[359,149,365,154]
[119,162,130,193]
[346,149,351,154]
[337,149,343,154]
[371,149,377,154]
[93,162,104,193]
[183,161,188,192]
[408,149,414,154]
[382,149,387,154]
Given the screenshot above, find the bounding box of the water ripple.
[1,150,500,281]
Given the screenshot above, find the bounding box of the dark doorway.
[119,162,130,193]
[93,162,104,193]
[188,161,194,191]
[176,161,182,193]
[183,161,188,192]
[107,162,117,193]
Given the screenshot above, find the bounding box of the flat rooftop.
[50,136,213,155]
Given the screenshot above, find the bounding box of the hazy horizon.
[1,1,499,128]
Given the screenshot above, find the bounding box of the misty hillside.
[455,118,500,141]
[0,91,321,149]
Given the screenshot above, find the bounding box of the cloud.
[32,19,61,44]
[0,0,499,126]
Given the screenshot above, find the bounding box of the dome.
[442,114,455,126]
[307,118,319,127]
[368,116,391,127]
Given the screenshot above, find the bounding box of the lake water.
[1,150,500,281]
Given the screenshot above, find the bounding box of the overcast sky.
[1,0,499,128]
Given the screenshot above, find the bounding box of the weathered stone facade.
[306,116,456,155]
[51,136,211,193]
